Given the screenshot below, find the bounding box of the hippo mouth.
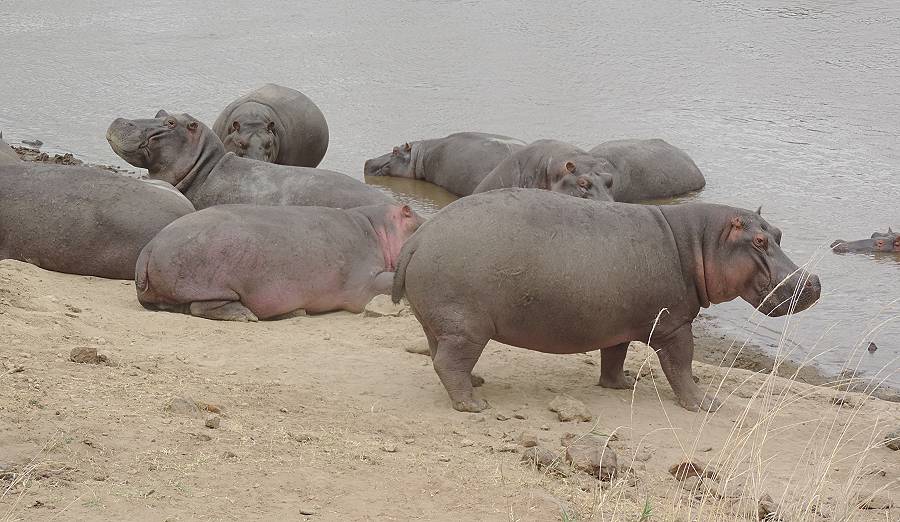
[364,154,391,176]
[830,240,848,253]
[756,271,821,317]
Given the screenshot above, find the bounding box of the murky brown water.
[0,0,898,385]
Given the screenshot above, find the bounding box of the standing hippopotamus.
[831,229,900,254]
[364,132,527,196]
[107,112,392,210]
[589,139,706,201]
[0,163,194,279]
[212,84,329,167]
[0,133,18,165]
[472,139,615,201]
[135,203,424,321]
[392,189,820,413]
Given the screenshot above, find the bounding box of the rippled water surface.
[1,1,898,384]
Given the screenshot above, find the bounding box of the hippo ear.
[401,205,413,218]
[231,121,241,133]
[267,121,276,133]
[155,110,169,118]
[564,161,576,174]
[403,142,411,152]
[756,206,763,216]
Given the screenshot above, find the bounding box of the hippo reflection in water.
[831,228,900,254]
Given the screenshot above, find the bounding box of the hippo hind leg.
[422,325,485,388]
[432,333,489,413]
[598,342,636,389]
[189,300,259,322]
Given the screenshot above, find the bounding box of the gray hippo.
[831,229,899,254]
[0,163,194,279]
[391,189,820,413]
[212,84,329,167]
[0,133,19,165]
[472,139,615,201]
[589,139,706,201]
[107,112,392,210]
[364,132,527,196]
[135,203,424,321]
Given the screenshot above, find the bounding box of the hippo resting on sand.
[473,139,615,200]
[107,112,391,210]
[0,133,18,164]
[831,228,899,254]
[589,139,706,202]
[0,163,194,279]
[392,189,821,413]
[136,203,424,321]
[212,83,329,167]
[364,132,526,196]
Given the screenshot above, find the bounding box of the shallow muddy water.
[0,0,898,385]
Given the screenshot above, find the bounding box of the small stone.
[883,430,900,451]
[381,443,397,453]
[521,446,558,469]
[165,396,201,416]
[438,455,450,462]
[222,451,238,460]
[540,425,550,431]
[460,439,475,447]
[496,413,509,421]
[496,443,519,453]
[204,403,222,414]
[566,443,617,481]
[205,415,221,429]
[404,438,415,445]
[197,433,212,442]
[668,460,717,481]
[513,413,526,420]
[289,432,315,443]
[682,475,701,493]
[299,506,315,516]
[855,490,894,509]
[279,407,288,413]
[758,493,781,518]
[363,295,407,317]
[69,346,100,364]
[867,342,878,353]
[548,395,592,422]
[517,431,538,448]
[404,345,431,356]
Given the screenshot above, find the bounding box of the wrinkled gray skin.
[831,228,900,254]
[0,133,19,165]
[589,139,706,202]
[392,189,821,413]
[364,132,526,196]
[107,112,392,210]
[212,84,329,167]
[0,163,194,279]
[473,139,615,201]
[136,203,424,321]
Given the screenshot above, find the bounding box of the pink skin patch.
[375,205,419,270]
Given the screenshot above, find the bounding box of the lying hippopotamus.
[589,138,706,201]
[0,163,194,279]
[212,83,329,167]
[0,133,19,165]
[136,203,424,321]
[831,229,900,254]
[472,139,615,200]
[364,132,527,196]
[392,189,820,413]
[107,112,392,210]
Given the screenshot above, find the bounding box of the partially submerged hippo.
[364,132,526,196]
[0,163,194,279]
[392,189,820,413]
[473,139,615,200]
[831,229,900,254]
[589,138,706,201]
[212,83,329,167]
[136,203,424,321]
[107,112,392,210]
[0,133,19,165]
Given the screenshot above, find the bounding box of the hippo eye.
[753,234,768,250]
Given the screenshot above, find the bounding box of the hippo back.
[423,132,526,196]
[590,139,706,202]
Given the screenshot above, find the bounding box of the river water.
[1,1,898,386]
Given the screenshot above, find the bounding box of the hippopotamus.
[107,112,392,210]
[212,84,329,167]
[472,139,615,200]
[0,133,19,165]
[589,139,706,201]
[135,203,424,321]
[831,229,900,254]
[392,189,820,413]
[364,132,527,196]
[0,163,194,279]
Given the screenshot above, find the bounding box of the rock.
[855,490,894,509]
[380,443,397,453]
[222,451,238,460]
[289,432,316,443]
[513,413,526,420]
[565,443,617,481]
[496,443,518,453]
[404,438,415,445]
[165,396,201,416]
[757,493,780,519]
[540,425,550,431]
[205,415,221,429]
[518,431,538,448]
[883,430,900,451]
[867,342,877,353]
[363,295,407,317]
[521,446,558,470]
[668,460,718,481]
[496,413,509,421]
[548,395,592,422]
[196,433,212,442]
[69,346,101,364]
[438,455,450,462]
[404,344,431,356]
[569,472,601,492]
[682,475,701,493]
[561,432,614,448]
[460,439,475,447]
[299,506,315,516]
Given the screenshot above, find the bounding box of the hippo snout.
[760,270,821,317]
[106,119,142,153]
[364,155,389,176]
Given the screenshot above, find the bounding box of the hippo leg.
[432,334,489,413]
[598,342,636,389]
[653,326,721,412]
[189,300,259,322]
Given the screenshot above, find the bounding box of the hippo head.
[705,208,821,317]
[107,111,224,188]
[546,155,615,201]
[356,203,425,270]
[364,143,413,178]
[222,119,278,162]
[830,228,900,254]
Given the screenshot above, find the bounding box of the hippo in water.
[107,112,392,210]
[212,84,329,167]
[364,132,527,196]
[392,189,820,413]
[472,139,615,201]
[0,163,194,279]
[136,203,424,321]
[0,133,18,165]
[831,229,900,254]
[589,139,706,202]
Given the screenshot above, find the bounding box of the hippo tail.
[391,238,417,304]
[134,244,156,310]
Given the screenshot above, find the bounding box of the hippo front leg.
[652,325,721,412]
[432,334,489,413]
[598,342,636,389]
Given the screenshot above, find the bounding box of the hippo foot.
[471,374,485,387]
[189,300,259,322]
[677,393,722,413]
[451,397,489,413]
[597,374,636,390]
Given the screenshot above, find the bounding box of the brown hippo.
[364,132,527,196]
[107,112,392,210]
[589,138,706,201]
[392,189,820,413]
[472,139,615,201]
[0,163,194,279]
[212,84,329,167]
[831,229,900,254]
[0,133,18,165]
[136,203,424,321]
